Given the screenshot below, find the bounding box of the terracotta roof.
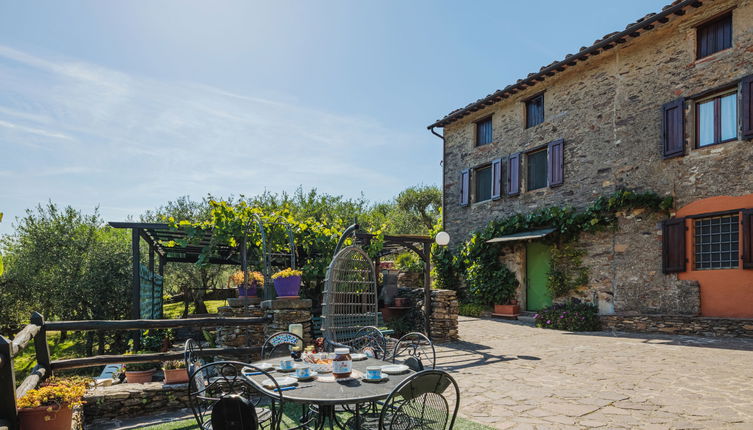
[427,0,705,130]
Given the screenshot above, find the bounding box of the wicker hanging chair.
[321,245,378,344]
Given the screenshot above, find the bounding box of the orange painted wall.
[676,194,753,318]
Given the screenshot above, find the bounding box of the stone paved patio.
[435,316,753,430]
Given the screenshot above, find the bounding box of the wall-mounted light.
[434,231,450,246]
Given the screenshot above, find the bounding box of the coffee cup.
[295,365,312,379]
[280,358,294,371]
[366,366,382,380]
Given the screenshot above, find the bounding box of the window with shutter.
[459,169,470,207]
[476,117,493,147]
[696,91,737,147]
[662,218,687,274]
[548,139,564,187]
[743,210,753,270]
[526,150,548,191]
[525,94,544,128]
[662,98,685,159]
[507,153,521,197]
[474,165,492,203]
[491,158,503,200]
[741,75,753,140]
[697,13,732,59]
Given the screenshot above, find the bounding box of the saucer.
[381,364,409,375]
[292,371,318,381]
[351,353,368,361]
[275,366,296,373]
[362,373,388,383]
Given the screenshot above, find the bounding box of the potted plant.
[162,360,189,384]
[17,377,87,430]
[229,270,264,297]
[125,361,157,384]
[468,262,520,317]
[271,268,303,298]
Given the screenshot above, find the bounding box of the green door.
[526,242,552,311]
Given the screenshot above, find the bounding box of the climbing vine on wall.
[435,189,673,302]
[547,243,589,298]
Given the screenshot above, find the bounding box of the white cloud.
[0,45,436,233]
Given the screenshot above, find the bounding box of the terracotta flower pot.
[273,275,301,297]
[125,369,155,384]
[163,368,189,384]
[393,297,409,307]
[18,404,74,430]
[494,304,520,315]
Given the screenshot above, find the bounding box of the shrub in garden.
[458,303,487,317]
[534,300,600,331]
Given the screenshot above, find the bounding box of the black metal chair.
[188,361,283,430]
[184,338,205,377]
[392,332,436,371]
[261,331,304,360]
[378,370,460,430]
[326,326,388,359]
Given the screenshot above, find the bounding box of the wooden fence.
[0,312,268,430]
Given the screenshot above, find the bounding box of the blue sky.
[0,0,667,234]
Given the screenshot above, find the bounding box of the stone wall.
[395,288,459,342]
[216,303,266,361]
[441,0,753,316]
[83,382,189,422]
[601,314,753,338]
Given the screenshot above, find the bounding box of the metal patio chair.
[378,370,460,430]
[188,361,283,430]
[392,332,436,371]
[184,338,205,377]
[261,331,304,360]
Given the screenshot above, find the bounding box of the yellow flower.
[271,268,303,280]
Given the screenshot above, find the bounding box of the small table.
[246,358,413,430]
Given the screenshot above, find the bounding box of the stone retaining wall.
[600,314,753,338]
[396,288,459,342]
[83,382,189,422]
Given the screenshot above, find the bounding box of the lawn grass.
[13,332,83,381]
[163,300,226,319]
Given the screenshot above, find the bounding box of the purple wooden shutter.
[491,158,503,200]
[547,139,564,187]
[506,153,520,196]
[742,210,753,270]
[459,169,470,207]
[661,98,685,159]
[741,75,753,140]
[662,218,687,274]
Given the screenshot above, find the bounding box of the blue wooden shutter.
[741,75,753,140]
[460,169,470,206]
[662,98,685,159]
[506,153,520,196]
[547,139,564,187]
[491,158,503,200]
[662,218,686,274]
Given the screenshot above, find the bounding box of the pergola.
[353,231,434,335]
[109,222,244,321]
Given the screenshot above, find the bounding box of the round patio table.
[246,357,414,430]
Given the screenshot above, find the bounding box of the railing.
[0,312,268,430]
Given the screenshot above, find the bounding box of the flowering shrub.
[271,268,303,279]
[163,360,186,370]
[17,378,87,409]
[534,300,600,331]
[229,270,264,286]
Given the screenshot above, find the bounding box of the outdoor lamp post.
[435,231,450,246]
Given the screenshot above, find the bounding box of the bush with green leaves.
[458,303,487,317]
[394,252,424,273]
[534,300,600,331]
[467,260,518,305]
[547,244,589,298]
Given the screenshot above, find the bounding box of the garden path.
[435,317,753,430]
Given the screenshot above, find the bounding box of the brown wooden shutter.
[742,210,753,269]
[506,153,520,196]
[662,98,685,159]
[459,169,470,207]
[491,158,503,200]
[741,75,753,140]
[662,218,687,274]
[547,139,564,187]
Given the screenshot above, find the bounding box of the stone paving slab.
[435,317,753,430]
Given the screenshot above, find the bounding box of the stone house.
[428,0,753,319]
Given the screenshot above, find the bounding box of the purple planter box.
[273,275,301,297]
[237,283,258,297]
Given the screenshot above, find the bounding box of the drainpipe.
[429,126,445,231]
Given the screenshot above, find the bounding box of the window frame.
[693,214,740,271]
[475,116,493,147]
[694,89,738,149]
[696,12,733,60]
[525,148,548,191]
[525,93,545,129]
[473,164,493,203]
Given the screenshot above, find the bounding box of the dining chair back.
[211,395,258,430]
[392,332,436,371]
[261,331,304,360]
[379,370,460,430]
[188,361,283,430]
[184,338,204,377]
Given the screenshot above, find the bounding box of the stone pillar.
[261,298,313,345]
[429,289,459,343]
[216,302,266,361]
